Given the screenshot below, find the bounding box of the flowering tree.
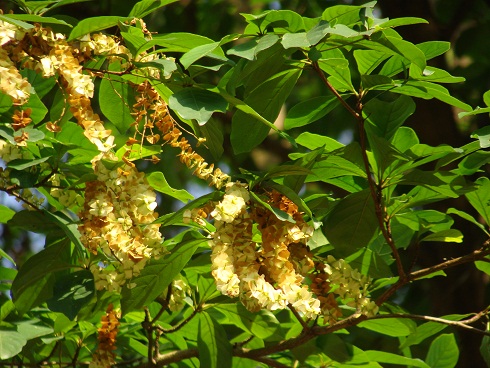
[1,0,490,367]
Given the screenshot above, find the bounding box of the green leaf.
[147,171,193,202]
[295,132,344,151]
[377,17,428,29]
[0,14,34,29]
[128,0,178,18]
[180,42,228,69]
[447,208,489,236]
[358,317,416,337]
[197,275,221,304]
[372,33,426,71]
[0,205,15,224]
[168,88,227,126]
[0,92,13,113]
[345,248,392,278]
[68,16,130,41]
[11,239,72,315]
[365,350,430,368]
[425,333,459,368]
[401,314,469,349]
[471,125,490,148]
[0,330,27,360]
[121,235,205,313]
[199,118,224,160]
[465,177,490,226]
[209,303,281,340]
[198,312,232,368]
[228,34,280,60]
[140,32,217,54]
[249,191,295,223]
[42,210,85,257]
[46,270,95,320]
[8,156,50,170]
[318,57,355,92]
[23,93,48,124]
[99,68,135,134]
[324,189,378,256]
[322,3,375,25]
[458,151,490,175]
[282,32,310,49]
[284,95,339,129]
[16,320,53,340]
[421,229,463,243]
[354,50,390,75]
[2,14,71,27]
[231,68,301,154]
[21,69,56,98]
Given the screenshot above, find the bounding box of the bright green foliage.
[0,1,490,367]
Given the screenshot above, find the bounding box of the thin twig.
[288,304,309,329]
[371,311,490,336]
[157,306,200,334]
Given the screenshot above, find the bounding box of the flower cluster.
[0,48,33,105]
[78,152,164,292]
[131,82,231,189]
[202,184,377,322]
[90,304,120,368]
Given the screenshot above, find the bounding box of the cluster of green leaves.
[1,0,490,367]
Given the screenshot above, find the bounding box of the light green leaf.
[140,32,216,54]
[147,171,193,202]
[377,17,428,29]
[231,68,301,154]
[0,92,13,113]
[372,33,426,70]
[99,68,135,134]
[358,317,416,337]
[284,95,339,129]
[295,132,344,151]
[168,88,227,126]
[68,16,130,41]
[425,333,459,368]
[180,42,228,69]
[318,58,355,92]
[121,235,205,313]
[324,189,378,256]
[471,125,490,148]
[421,229,463,243]
[198,312,232,368]
[322,2,375,25]
[128,0,178,18]
[16,320,54,340]
[0,330,27,360]
[281,32,310,49]
[0,205,15,224]
[0,14,34,29]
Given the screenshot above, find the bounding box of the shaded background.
[1,0,490,366]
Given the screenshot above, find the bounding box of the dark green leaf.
[11,238,72,315]
[458,151,490,175]
[284,95,338,129]
[465,177,490,226]
[199,118,224,160]
[47,270,95,320]
[231,68,301,154]
[0,92,13,114]
[324,189,378,256]
[354,49,390,75]
[121,235,205,313]
[447,208,489,235]
[345,248,392,278]
[198,312,232,368]
[23,93,48,124]
[21,69,56,98]
[169,88,227,126]
[249,191,295,223]
[425,333,459,368]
